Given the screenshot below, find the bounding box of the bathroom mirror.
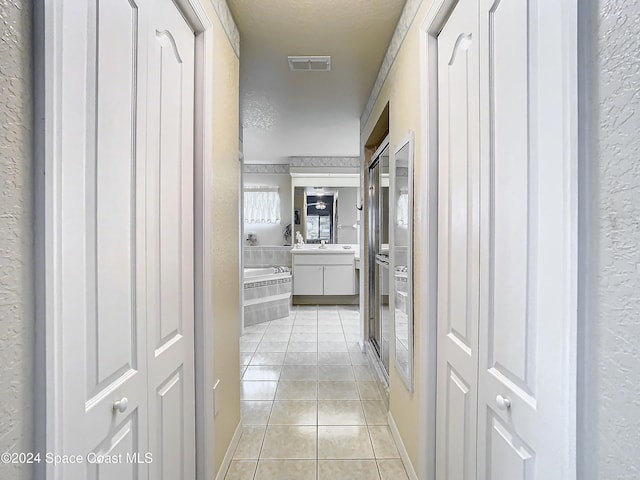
[392,131,414,392]
[291,174,360,245]
[293,187,359,243]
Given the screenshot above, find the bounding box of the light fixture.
[308,201,327,210]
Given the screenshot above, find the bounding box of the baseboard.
[214,422,243,480]
[388,411,419,480]
[364,341,390,410]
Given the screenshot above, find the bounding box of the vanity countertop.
[291,244,359,255]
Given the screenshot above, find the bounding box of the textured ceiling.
[228,0,406,163]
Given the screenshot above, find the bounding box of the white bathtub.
[243,267,292,326]
[243,266,291,283]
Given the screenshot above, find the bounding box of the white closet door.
[434,0,481,478]
[52,0,197,478]
[144,0,196,478]
[476,0,576,478]
[55,1,150,478]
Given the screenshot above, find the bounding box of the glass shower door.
[368,139,390,378]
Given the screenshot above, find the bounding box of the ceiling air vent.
[287,55,332,72]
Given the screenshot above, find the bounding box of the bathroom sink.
[291,244,359,253]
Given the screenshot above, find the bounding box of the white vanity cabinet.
[292,250,356,295]
[292,265,324,295]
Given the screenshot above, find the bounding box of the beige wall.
[361,0,434,473]
[208,11,242,476]
[0,1,34,479]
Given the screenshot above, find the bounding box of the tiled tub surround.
[227,305,408,480]
[244,267,292,326]
[244,246,292,268]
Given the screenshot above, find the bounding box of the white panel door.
[476,0,576,478]
[57,1,149,478]
[53,0,197,478]
[435,0,481,478]
[144,0,196,478]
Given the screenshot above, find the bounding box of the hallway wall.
[580,0,640,478]
[209,8,242,475]
[361,0,432,474]
[0,1,34,479]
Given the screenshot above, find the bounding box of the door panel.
[486,413,534,480]
[156,369,186,480]
[55,0,197,478]
[434,0,576,476]
[482,0,537,444]
[90,416,139,480]
[446,34,473,349]
[485,0,534,395]
[157,28,186,347]
[59,1,149,477]
[445,367,472,480]
[92,0,139,390]
[477,0,575,477]
[145,1,196,478]
[435,0,480,478]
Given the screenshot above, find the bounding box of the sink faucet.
[320,240,327,249]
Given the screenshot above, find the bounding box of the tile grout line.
[238,305,392,479]
[315,305,320,479]
[253,316,276,480]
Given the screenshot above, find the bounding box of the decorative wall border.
[360,0,424,131]
[243,157,361,173]
[289,157,361,168]
[244,277,292,290]
[209,0,240,58]
[243,164,290,174]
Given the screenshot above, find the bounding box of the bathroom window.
[244,186,281,224]
[305,194,333,243]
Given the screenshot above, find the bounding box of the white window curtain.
[244,186,281,224]
[396,192,409,226]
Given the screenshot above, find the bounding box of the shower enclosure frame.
[367,135,391,380]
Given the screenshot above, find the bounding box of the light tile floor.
[226,305,409,480]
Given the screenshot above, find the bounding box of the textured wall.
[581,0,640,478]
[0,0,34,479]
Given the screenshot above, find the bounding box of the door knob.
[496,394,511,410]
[113,397,129,413]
